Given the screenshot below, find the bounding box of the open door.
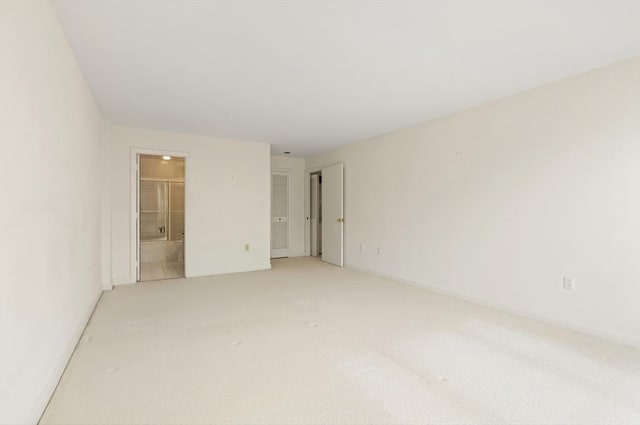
[321,163,343,266]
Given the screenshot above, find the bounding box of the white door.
[321,163,343,266]
[271,171,289,258]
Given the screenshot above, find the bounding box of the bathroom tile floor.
[140,260,184,281]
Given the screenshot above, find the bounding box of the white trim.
[130,148,188,283]
[188,263,272,278]
[347,264,640,349]
[113,278,136,286]
[28,290,102,425]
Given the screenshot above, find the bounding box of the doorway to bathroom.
[137,154,185,281]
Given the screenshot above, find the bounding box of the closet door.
[271,171,289,258]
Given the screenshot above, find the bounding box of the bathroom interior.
[139,154,185,281]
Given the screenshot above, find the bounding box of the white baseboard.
[26,289,103,425]
[347,264,640,349]
[112,263,274,286]
[112,275,136,286]
[187,263,272,278]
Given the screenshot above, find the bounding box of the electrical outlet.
[562,276,575,291]
[244,244,250,252]
[360,244,366,252]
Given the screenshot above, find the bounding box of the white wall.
[271,156,306,257]
[307,57,640,347]
[110,126,271,284]
[100,122,113,290]
[0,2,105,423]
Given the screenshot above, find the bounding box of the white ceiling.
[53,1,640,158]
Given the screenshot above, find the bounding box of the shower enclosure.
[139,154,185,281]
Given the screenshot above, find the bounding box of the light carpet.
[41,257,640,424]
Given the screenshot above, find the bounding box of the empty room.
[2,1,640,424]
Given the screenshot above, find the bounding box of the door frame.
[270,168,292,258]
[130,148,188,283]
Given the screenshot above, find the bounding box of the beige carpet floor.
[41,257,640,424]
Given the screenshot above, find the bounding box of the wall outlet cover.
[562,276,575,291]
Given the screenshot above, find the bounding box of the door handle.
[337,218,344,223]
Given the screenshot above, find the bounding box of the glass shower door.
[169,182,184,242]
[140,181,168,242]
